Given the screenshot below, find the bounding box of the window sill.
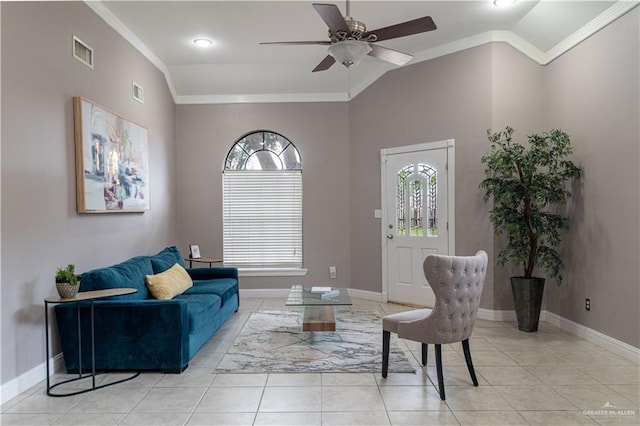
[238,268,308,277]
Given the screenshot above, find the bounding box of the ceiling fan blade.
[312,3,350,34]
[260,41,332,46]
[312,55,336,72]
[366,16,437,42]
[368,44,413,66]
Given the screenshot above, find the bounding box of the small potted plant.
[480,126,581,332]
[55,264,80,299]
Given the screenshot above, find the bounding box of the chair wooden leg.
[435,344,445,400]
[461,339,478,386]
[421,343,428,366]
[382,330,390,378]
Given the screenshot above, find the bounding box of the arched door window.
[223,131,302,268]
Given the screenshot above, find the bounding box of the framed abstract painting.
[73,97,149,213]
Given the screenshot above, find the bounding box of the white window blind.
[223,170,302,268]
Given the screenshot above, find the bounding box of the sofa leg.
[382,330,390,378]
[163,364,188,374]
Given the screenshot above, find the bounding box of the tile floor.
[2,297,639,425]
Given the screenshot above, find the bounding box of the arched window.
[223,131,302,268]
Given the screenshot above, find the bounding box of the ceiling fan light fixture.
[328,40,371,68]
[193,38,214,48]
[493,0,517,7]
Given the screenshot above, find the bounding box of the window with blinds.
[223,131,303,269]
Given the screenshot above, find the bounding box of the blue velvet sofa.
[54,246,238,373]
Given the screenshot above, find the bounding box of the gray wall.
[175,103,351,289]
[348,45,495,307]
[1,2,177,385]
[545,8,639,347]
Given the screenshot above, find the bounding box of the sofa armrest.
[54,299,190,372]
[187,267,238,281]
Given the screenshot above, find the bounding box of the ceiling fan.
[260,1,437,72]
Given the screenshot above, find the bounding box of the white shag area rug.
[216,310,416,373]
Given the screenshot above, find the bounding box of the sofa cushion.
[146,263,193,300]
[174,294,222,332]
[79,256,152,300]
[183,278,238,307]
[150,246,186,274]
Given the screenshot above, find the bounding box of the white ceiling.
[91,0,636,103]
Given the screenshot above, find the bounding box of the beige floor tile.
[547,349,635,366]
[518,410,598,425]
[452,410,527,425]
[131,387,206,414]
[0,413,61,425]
[451,338,497,352]
[503,349,564,366]
[254,411,321,425]
[194,387,262,413]
[51,413,126,425]
[266,373,321,387]
[388,410,458,425]
[100,372,162,388]
[259,387,321,412]
[120,412,191,425]
[376,372,432,386]
[476,366,544,385]
[424,366,488,386]
[379,385,447,411]
[5,392,87,414]
[68,387,150,413]
[322,386,386,412]
[155,368,216,388]
[442,386,512,411]
[212,373,267,387]
[493,385,577,410]
[527,366,600,385]
[322,411,390,425]
[580,367,640,385]
[552,385,639,411]
[322,372,376,386]
[607,385,640,405]
[187,412,256,425]
[466,350,518,367]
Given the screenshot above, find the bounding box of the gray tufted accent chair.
[382,250,488,400]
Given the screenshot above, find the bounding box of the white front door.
[381,141,454,307]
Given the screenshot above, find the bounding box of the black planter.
[511,277,545,332]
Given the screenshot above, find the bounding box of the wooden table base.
[302,305,336,331]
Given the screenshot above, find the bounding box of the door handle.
[387,234,394,239]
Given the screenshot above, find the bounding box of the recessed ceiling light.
[193,38,214,48]
[493,0,517,7]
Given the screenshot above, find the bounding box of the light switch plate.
[374,209,382,219]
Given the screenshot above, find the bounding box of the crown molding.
[86,0,637,105]
[543,0,639,64]
[84,1,178,102]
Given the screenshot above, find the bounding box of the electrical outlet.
[329,266,337,279]
[585,298,591,311]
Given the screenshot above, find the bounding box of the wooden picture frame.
[189,244,201,259]
[73,97,150,213]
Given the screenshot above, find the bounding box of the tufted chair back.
[422,250,488,344]
[391,250,488,345]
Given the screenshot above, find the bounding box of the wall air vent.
[73,35,93,68]
[132,82,144,104]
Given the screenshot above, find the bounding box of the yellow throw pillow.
[146,263,193,300]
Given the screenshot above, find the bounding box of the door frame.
[380,139,456,303]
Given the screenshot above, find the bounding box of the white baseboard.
[1,354,63,405]
[544,311,640,364]
[477,308,517,322]
[347,288,384,302]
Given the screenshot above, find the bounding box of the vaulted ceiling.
[90,1,637,103]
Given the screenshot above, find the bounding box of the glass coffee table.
[286,285,352,331]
